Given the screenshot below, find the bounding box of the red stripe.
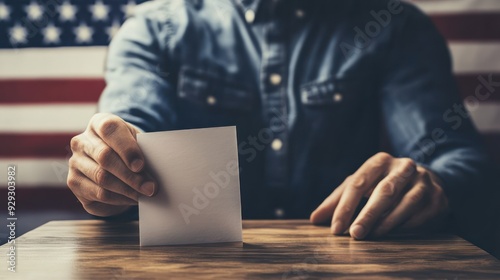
[0,133,75,158]
[0,79,104,104]
[0,187,87,211]
[430,13,500,41]
[455,74,500,102]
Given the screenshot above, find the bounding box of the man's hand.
[310,152,449,239]
[67,113,157,217]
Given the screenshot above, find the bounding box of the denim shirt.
[98,0,494,219]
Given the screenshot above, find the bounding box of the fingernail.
[131,159,143,172]
[351,225,366,239]
[331,221,343,235]
[140,181,155,196]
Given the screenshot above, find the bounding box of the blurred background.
[0,0,499,252]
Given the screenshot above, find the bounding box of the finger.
[90,113,145,172]
[76,134,156,197]
[372,184,428,237]
[70,155,146,201]
[310,184,345,224]
[350,158,417,239]
[68,169,137,206]
[401,186,448,230]
[330,152,392,235]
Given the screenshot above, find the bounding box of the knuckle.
[379,182,396,198]
[66,171,80,188]
[340,205,353,215]
[399,158,417,175]
[95,146,113,167]
[81,201,101,216]
[374,152,392,164]
[420,171,432,183]
[349,175,367,190]
[363,209,377,220]
[125,172,142,188]
[70,135,82,152]
[90,112,109,124]
[96,116,120,137]
[94,168,111,186]
[409,184,427,204]
[68,156,77,168]
[95,188,110,202]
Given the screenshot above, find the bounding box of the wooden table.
[1,220,499,279]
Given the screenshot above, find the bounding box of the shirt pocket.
[177,66,255,112]
[300,76,364,108]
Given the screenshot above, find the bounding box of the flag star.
[90,0,109,21]
[25,1,44,21]
[9,23,28,45]
[74,23,94,43]
[122,0,136,18]
[42,24,61,44]
[59,1,77,21]
[0,2,11,21]
[106,20,121,41]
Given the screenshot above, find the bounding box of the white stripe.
[0,43,498,77]
[450,43,500,74]
[0,47,107,78]
[0,104,96,133]
[410,0,500,14]
[0,159,68,188]
[467,102,500,133]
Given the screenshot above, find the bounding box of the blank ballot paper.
[137,126,243,246]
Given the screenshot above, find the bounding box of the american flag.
[0,0,499,209]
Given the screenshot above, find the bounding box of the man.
[67,0,496,241]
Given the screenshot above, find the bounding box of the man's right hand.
[67,113,157,217]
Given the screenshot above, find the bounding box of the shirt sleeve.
[378,5,497,209]
[98,10,178,133]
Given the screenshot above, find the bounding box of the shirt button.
[269,73,282,86]
[333,93,343,103]
[207,95,217,105]
[245,9,255,23]
[295,9,305,18]
[271,138,283,151]
[274,208,285,218]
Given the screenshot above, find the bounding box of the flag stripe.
[0,133,74,158]
[0,159,69,187]
[0,104,96,133]
[1,75,497,104]
[2,44,499,78]
[456,74,500,102]
[0,187,84,211]
[449,43,500,74]
[430,13,500,41]
[0,47,107,78]
[466,102,500,133]
[0,79,104,104]
[412,0,500,14]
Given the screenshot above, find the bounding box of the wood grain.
[1,220,499,279]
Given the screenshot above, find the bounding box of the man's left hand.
[310,152,450,239]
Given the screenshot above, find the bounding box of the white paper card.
[137,126,242,246]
